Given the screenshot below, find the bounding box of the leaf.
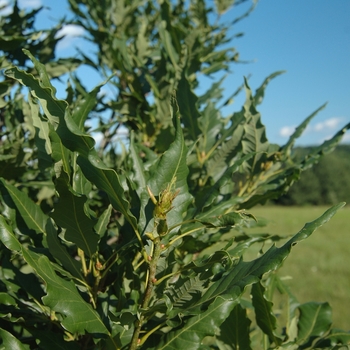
[28,330,81,350]
[297,302,332,345]
[150,296,239,350]
[29,93,52,171]
[148,96,192,229]
[0,215,21,252]
[0,178,48,238]
[218,304,252,350]
[5,51,95,158]
[251,281,282,346]
[206,125,244,183]
[0,328,30,350]
[241,79,269,174]
[197,211,256,228]
[50,176,99,257]
[77,151,139,235]
[22,248,110,336]
[158,20,179,69]
[301,122,350,170]
[196,153,255,211]
[214,0,235,15]
[253,71,285,106]
[191,203,345,309]
[325,328,350,347]
[281,103,327,159]
[94,204,112,237]
[176,73,201,141]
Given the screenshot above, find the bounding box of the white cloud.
[279,126,295,137]
[0,0,12,15]
[18,0,42,8]
[314,117,343,132]
[55,24,86,50]
[279,117,345,139]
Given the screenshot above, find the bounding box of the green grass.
[246,205,350,331]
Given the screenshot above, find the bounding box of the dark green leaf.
[251,281,282,346]
[151,296,239,350]
[77,151,139,235]
[22,248,109,335]
[50,177,99,257]
[218,304,252,350]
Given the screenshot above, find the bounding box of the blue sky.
[3,0,350,146]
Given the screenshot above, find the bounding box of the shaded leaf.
[251,281,282,346]
[22,248,110,336]
[150,296,239,350]
[297,302,332,345]
[218,304,252,350]
[50,177,99,257]
[77,151,138,235]
[0,328,30,350]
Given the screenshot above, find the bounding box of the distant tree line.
[275,144,350,206]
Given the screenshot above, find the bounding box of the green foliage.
[276,145,350,205]
[1,1,349,349]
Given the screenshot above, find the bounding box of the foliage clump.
[0,1,349,349]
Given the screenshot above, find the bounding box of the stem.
[78,248,88,276]
[129,238,162,350]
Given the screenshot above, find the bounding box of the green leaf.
[241,79,269,174]
[297,302,332,345]
[253,71,285,106]
[218,304,252,350]
[77,151,139,235]
[301,122,350,170]
[29,93,52,170]
[151,296,239,350]
[193,203,345,309]
[148,97,192,229]
[176,74,201,141]
[22,248,110,336]
[251,281,282,346]
[0,182,83,279]
[50,177,99,257]
[0,178,48,237]
[325,328,350,346]
[197,211,256,228]
[0,215,21,252]
[281,103,327,159]
[94,204,112,237]
[5,51,95,158]
[0,328,30,350]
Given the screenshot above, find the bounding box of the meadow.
[247,205,350,331]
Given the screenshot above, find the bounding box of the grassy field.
[246,205,350,331]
